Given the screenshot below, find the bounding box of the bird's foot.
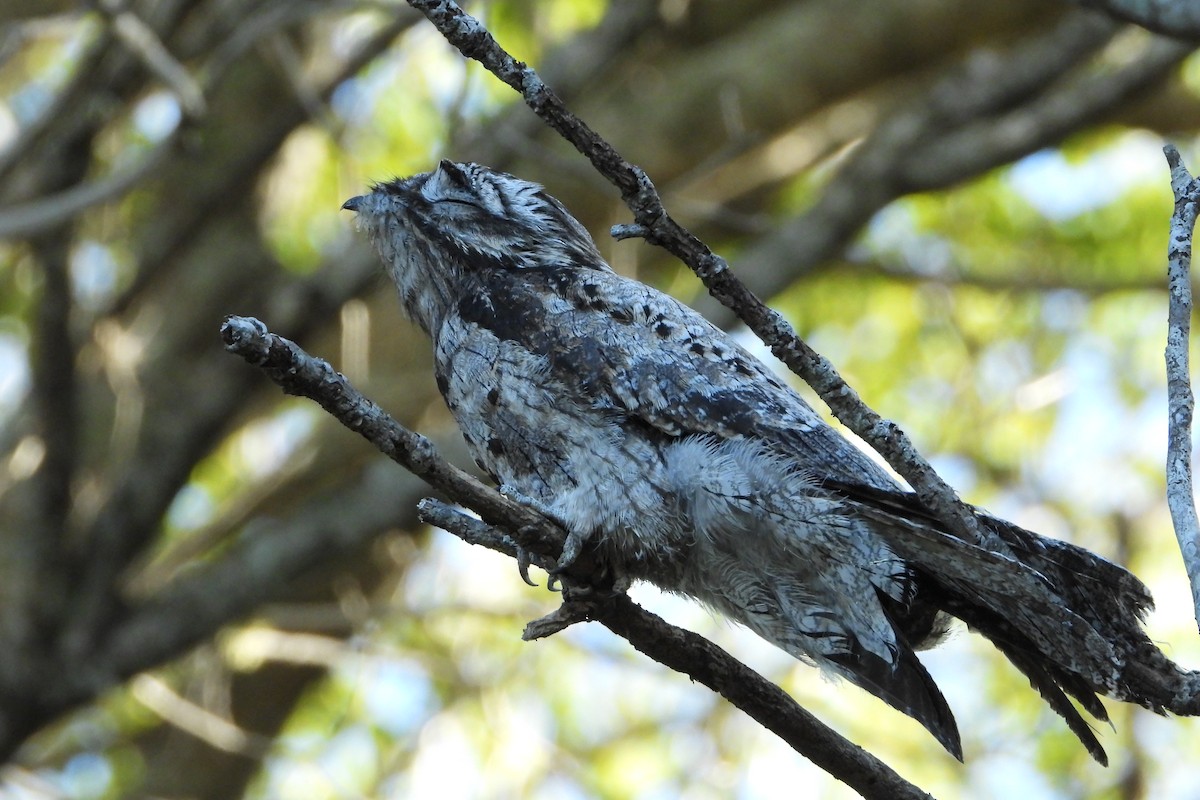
[500,484,562,522]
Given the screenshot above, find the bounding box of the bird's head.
[344,161,605,333]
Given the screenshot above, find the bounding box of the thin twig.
[1162,143,1200,629]
[130,674,271,757]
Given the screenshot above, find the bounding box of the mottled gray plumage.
[345,161,1171,763]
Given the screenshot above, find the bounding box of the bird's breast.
[433,314,681,565]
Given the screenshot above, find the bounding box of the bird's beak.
[341,196,364,212]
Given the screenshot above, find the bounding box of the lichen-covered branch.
[1162,144,1200,629]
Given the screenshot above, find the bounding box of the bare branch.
[1162,143,1200,629]
[130,674,270,757]
[416,497,534,564]
[404,0,1000,558]
[907,36,1191,187]
[221,326,935,800]
[594,595,934,800]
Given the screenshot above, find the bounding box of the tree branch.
[1162,143,1200,629]
[222,318,934,800]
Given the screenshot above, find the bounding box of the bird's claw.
[515,543,538,587]
[501,484,589,593]
[545,525,589,592]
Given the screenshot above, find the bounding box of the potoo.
[344,161,1178,762]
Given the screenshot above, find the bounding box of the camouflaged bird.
[344,160,1184,763]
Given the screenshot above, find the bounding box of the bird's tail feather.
[826,617,963,760]
[947,597,1110,765]
[845,488,1165,762]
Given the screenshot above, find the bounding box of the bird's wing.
[456,264,901,491]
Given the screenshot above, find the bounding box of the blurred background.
[1,1,1199,798]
